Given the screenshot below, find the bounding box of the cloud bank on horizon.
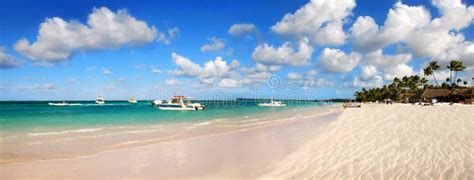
[1,0,473,100]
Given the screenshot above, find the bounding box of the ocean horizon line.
[0,98,348,102]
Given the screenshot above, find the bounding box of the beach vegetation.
[355,60,470,102]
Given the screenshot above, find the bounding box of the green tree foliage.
[355,60,469,102]
[355,75,428,102]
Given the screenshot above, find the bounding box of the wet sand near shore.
[1,106,341,179]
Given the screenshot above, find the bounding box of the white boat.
[48,101,69,106]
[95,96,105,105]
[343,100,361,108]
[48,101,81,106]
[258,76,286,107]
[258,100,287,107]
[128,96,138,104]
[152,96,205,111]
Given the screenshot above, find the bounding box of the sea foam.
[28,128,104,136]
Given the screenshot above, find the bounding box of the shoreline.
[0,105,340,166]
[1,106,342,179]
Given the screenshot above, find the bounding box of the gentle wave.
[186,119,224,129]
[124,129,159,134]
[28,128,104,136]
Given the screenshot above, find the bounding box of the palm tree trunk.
[453,71,458,86]
[433,73,439,86]
[450,70,453,86]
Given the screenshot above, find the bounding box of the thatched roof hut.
[453,87,473,96]
[421,87,474,104]
[421,89,451,99]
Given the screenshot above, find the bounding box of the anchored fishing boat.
[128,96,138,104]
[152,96,205,111]
[258,74,286,107]
[48,101,81,106]
[95,96,105,105]
[48,101,69,106]
[258,100,287,107]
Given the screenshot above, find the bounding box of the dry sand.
[1,104,473,179]
[267,104,474,179]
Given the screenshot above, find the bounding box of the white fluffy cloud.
[241,71,271,85]
[171,53,241,87]
[349,16,380,53]
[287,72,304,80]
[252,38,313,67]
[218,78,242,88]
[271,0,356,45]
[157,27,179,44]
[239,64,278,85]
[360,65,378,80]
[171,53,203,77]
[382,63,416,81]
[0,47,21,69]
[150,65,161,74]
[286,70,332,90]
[200,37,226,52]
[350,0,474,73]
[14,7,157,62]
[228,23,258,36]
[352,75,384,88]
[350,2,431,53]
[363,50,414,81]
[318,48,361,73]
[349,49,416,88]
[102,67,112,75]
[345,1,474,87]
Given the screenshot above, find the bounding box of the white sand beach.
[267,104,474,179]
[1,104,473,179]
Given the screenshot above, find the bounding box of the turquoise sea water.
[0,100,327,132]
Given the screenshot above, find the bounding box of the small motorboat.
[48,101,81,106]
[48,101,69,106]
[128,96,138,104]
[95,96,105,105]
[152,96,205,111]
[258,100,287,107]
[343,100,361,108]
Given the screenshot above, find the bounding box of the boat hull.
[258,104,287,107]
[158,106,197,111]
[48,103,82,106]
[48,103,68,106]
[155,104,203,111]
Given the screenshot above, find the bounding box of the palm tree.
[447,60,466,86]
[428,61,440,86]
[456,78,462,86]
[411,75,421,91]
[420,77,428,88]
[453,61,466,86]
[447,60,456,85]
[423,66,433,78]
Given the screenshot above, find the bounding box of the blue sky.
[1,0,473,100]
